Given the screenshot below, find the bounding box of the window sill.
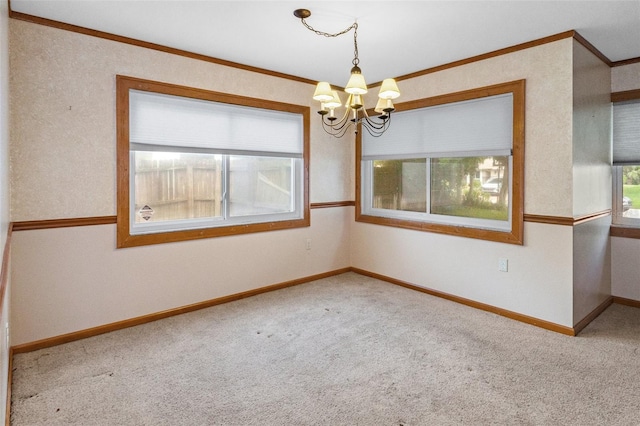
[117,217,310,248]
[356,213,523,245]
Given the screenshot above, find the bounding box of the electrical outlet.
[306,238,312,250]
[498,258,508,272]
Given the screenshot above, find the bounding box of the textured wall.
[9,19,353,221]
[0,0,9,239]
[611,62,640,93]
[571,41,612,217]
[0,2,11,423]
[382,38,574,217]
[570,41,612,323]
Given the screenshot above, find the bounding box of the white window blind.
[129,90,303,157]
[613,100,640,165]
[362,93,513,160]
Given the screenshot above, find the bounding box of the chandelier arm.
[322,108,351,130]
[361,115,391,137]
[362,116,390,131]
[336,122,355,138]
[361,107,393,131]
[321,117,354,138]
[360,120,380,137]
[320,107,355,137]
[361,121,386,138]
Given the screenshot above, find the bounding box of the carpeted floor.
[10,272,640,425]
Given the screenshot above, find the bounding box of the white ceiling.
[10,1,640,87]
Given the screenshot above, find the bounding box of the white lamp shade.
[349,94,364,109]
[378,78,400,100]
[375,98,393,113]
[325,91,342,109]
[313,82,334,102]
[345,73,368,95]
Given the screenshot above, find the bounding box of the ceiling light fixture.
[293,9,400,138]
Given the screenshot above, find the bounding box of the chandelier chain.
[352,25,359,67]
[299,18,360,66]
[299,17,357,39]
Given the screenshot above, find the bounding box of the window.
[357,80,525,244]
[612,97,640,227]
[117,76,310,248]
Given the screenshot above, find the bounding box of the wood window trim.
[611,225,640,239]
[611,92,640,235]
[611,89,640,103]
[116,75,310,248]
[355,80,526,245]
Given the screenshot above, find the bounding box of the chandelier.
[293,9,401,138]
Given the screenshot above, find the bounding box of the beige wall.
[611,62,640,93]
[571,40,612,323]
[0,0,8,238]
[0,0,11,422]
[11,207,352,344]
[612,236,640,301]
[611,62,640,301]
[573,216,611,323]
[9,20,353,345]
[352,221,575,325]
[571,41,612,217]
[354,38,578,327]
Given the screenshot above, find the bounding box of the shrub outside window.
[117,76,310,248]
[357,81,525,245]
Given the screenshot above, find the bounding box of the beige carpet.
[10,272,640,425]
